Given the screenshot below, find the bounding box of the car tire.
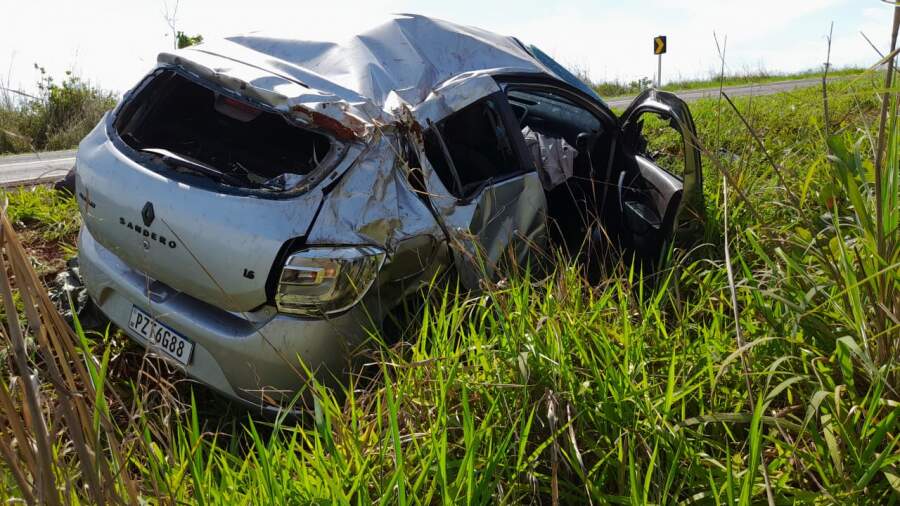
[54,165,76,195]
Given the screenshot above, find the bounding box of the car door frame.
[619,89,705,245]
[411,79,549,289]
[495,77,623,271]
[494,77,704,268]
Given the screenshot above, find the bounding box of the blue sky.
[0,0,892,96]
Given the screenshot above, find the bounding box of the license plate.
[128,306,193,365]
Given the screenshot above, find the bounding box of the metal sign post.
[654,35,667,88]
[658,54,662,87]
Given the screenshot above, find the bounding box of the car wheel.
[54,165,76,195]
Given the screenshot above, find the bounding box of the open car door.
[613,89,704,267]
[411,76,548,290]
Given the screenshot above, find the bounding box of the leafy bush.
[0,66,117,154]
[176,31,203,49]
[589,77,654,98]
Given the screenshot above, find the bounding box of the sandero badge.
[73,14,705,412]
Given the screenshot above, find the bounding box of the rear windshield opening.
[114,70,332,191]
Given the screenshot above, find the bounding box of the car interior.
[506,88,607,257]
[421,83,685,274]
[114,70,332,190]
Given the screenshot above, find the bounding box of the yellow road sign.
[654,35,667,55]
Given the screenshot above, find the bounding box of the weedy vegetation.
[1,186,80,279]
[589,66,864,98]
[0,66,116,154]
[659,66,865,92]
[0,38,898,506]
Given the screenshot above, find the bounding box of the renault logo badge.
[141,202,155,227]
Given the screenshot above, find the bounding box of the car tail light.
[275,246,385,317]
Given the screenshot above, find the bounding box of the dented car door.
[412,78,547,289]
[449,172,547,289]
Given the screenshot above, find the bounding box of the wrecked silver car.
[75,15,704,409]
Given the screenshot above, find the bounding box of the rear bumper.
[78,225,372,409]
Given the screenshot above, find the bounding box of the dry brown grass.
[0,207,136,504]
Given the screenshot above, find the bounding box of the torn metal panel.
[157,51,376,141]
[159,14,557,134]
[410,73,502,127]
[306,136,441,250]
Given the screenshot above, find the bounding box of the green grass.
[2,185,80,242]
[593,66,865,98]
[661,66,865,92]
[0,69,898,504]
[0,185,79,278]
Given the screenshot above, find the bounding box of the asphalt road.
[0,149,74,187]
[0,76,833,186]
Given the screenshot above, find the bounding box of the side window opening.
[423,95,521,198]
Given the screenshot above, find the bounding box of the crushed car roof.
[156,14,561,133]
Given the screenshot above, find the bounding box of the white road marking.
[2,157,75,168]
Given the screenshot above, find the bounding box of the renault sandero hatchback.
[75,14,704,410]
